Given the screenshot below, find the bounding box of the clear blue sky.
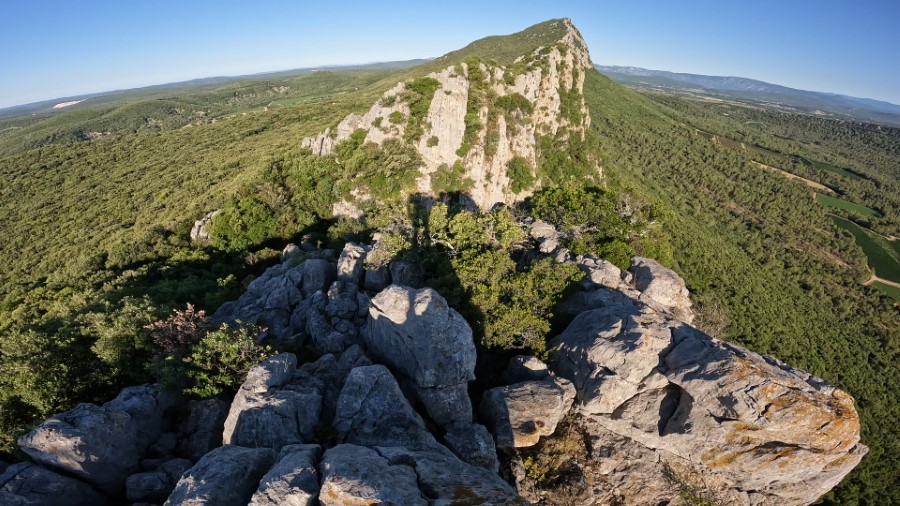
[2,0,899,109]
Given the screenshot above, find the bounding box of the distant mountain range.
[596,65,900,126]
[0,59,430,118]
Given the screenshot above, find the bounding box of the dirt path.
[751,161,836,194]
[863,274,900,289]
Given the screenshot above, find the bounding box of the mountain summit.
[303,19,598,210]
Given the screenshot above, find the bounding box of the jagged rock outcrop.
[0,462,109,506]
[332,364,437,449]
[329,364,529,504]
[550,286,866,504]
[302,19,597,210]
[365,285,477,426]
[18,384,177,496]
[10,230,864,505]
[214,257,336,343]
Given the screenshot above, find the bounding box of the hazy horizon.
[3,0,899,109]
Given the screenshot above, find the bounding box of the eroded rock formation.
[302,19,598,210]
[6,229,865,505]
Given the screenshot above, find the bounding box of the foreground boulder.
[333,365,437,449]
[551,302,866,504]
[126,458,192,503]
[0,462,109,506]
[319,445,427,505]
[249,444,322,506]
[481,357,576,449]
[164,445,276,506]
[444,422,500,472]
[18,384,176,495]
[629,256,694,323]
[365,285,477,426]
[328,364,529,504]
[222,353,322,449]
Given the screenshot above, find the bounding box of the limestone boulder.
[297,258,337,298]
[212,258,336,342]
[332,365,436,449]
[629,256,694,323]
[579,254,626,290]
[249,444,322,506]
[551,303,867,504]
[530,219,560,254]
[0,462,109,506]
[336,242,369,285]
[444,422,500,473]
[177,397,230,461]
[481,375,575,449]
[319,445,427,505]
[17,384,175,495]
[164,445,276,506]
[189,210,221,244]
[126,458,192,503]
[296,345,371,425]
[222,353,322,449]
[366,285,476,425]
[374,446,530,505]
[551,306,674,416]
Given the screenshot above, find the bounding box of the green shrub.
[209,196,279,252]
[431,161,473,195]
[402,77,441,142]
[495,93,534,115]
[147,305,275,397]
[427,135,439,147]
[388,111,404,124]
[529,186,634,268]
[86,296,159,380]
[181,325,275,397]
[507,157,536,193]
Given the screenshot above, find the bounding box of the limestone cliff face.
[301,18,597,211]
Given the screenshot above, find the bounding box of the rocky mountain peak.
[301,19,599,211]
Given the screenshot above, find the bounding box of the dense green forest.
[0,20,897,504]
[583,70,899,505]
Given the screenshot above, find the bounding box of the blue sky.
[2,0,899,109]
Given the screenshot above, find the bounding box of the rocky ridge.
[301,18,597,210]
[1,217,866,505]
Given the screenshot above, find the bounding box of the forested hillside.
[583,69,899,505]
